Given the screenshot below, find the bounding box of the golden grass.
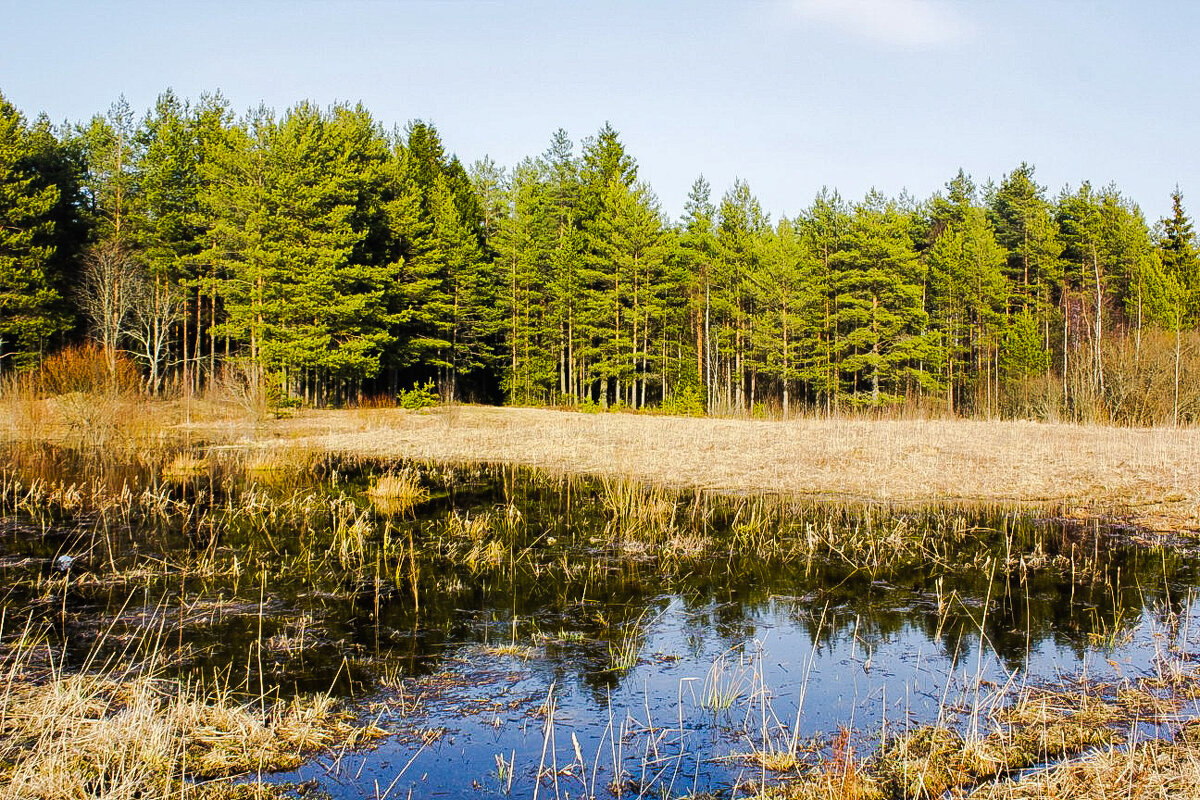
[0,669,384,800]
[366,469,429,514]
[163,452,207,478]
[300,406,1200,534]
[744,683,1139,800]
[967,737,1200,799]
[5,395,1197,533]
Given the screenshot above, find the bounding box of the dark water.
[3,448,1199,798]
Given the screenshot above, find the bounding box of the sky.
[3,0,1198,223]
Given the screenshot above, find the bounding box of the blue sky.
[3,0,1197,223]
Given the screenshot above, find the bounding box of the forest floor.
[252,405,1200,536]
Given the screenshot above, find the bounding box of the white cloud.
[793,0,973,49]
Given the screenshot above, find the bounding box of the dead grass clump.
[331,496,375,566]
[0,348,179,453]
[367,469,429,514]
[968,737,1200,799]
[465,538,508,572]
[207,362,272,424]
[445,510,492,542]
[756,685,1128,800]
[763,728,883,800]
[238,444,319,478]
[163,452,207,479]
[0,374,49,442]
[874,726,1005,798]
[0,669,383,800]
[995,687,1123,760]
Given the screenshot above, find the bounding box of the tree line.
[1,89,1197,422]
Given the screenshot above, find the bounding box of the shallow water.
[3,450,1199,798]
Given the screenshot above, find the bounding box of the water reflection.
[2,449,1198,797]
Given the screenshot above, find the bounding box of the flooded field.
[3,442,1200,799]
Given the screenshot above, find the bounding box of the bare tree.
[127,277,182,394]
[78,241,140,378]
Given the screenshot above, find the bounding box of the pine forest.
[2,89,1198,424]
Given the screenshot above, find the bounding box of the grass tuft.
[366,469,429,514]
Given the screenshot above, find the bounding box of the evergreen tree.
[387,120,499,400]
[1056,183,1109,402]
[714,180,768,409]
[576,125,638,405]
[584,179,670,407]
[795,189,849,411]
[0,94,69,371]
[833,192,938,406]
[1157,188,1199,324]
[200,105,278,382]
[925,174,1008,413]
[81,96,141,246]
[134,90,201,390]
[497,158,557,403]
[988,164,1061,312]
[753,218,813,416]
[679,176,717,408]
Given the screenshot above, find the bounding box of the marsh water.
[3,446,1200,798]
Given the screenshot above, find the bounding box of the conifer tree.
[679,176,717,409]
[714,180,768,409]
[795,189,849,411]
[925,174,1007,413]
[200,105,278,384]
[833,192,938,406]
[0,94,69,371]
[754,218,813,416]
[1157,188,1199,324]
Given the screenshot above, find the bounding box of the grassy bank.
[283,406,1200,535]
[3,393,1198,537]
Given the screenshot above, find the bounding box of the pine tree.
[81,96,141,246]
[386,121,500,400]
[753,218,813,416]
[679,176,717,409]
[200,106,277,382]
[576,125,638,405]
[0,94,68,372]
[134,90,201,391]
[925,174,1008,413]
[1157,188,1199,324]
[714,180,768,410]
[497,158,557,403]
[833,192,937,406]
[796,189,849,411]
[1056,183,1108,403]
[585,179,669,407]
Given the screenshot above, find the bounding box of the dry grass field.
[272,406,1200,534]
[3,392,1197,532]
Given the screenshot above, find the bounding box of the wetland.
[4,423,1200,799]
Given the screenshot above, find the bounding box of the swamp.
[4,414,1200,800]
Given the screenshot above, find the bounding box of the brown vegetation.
[301,406,1200,534]
[0,630,384,800]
